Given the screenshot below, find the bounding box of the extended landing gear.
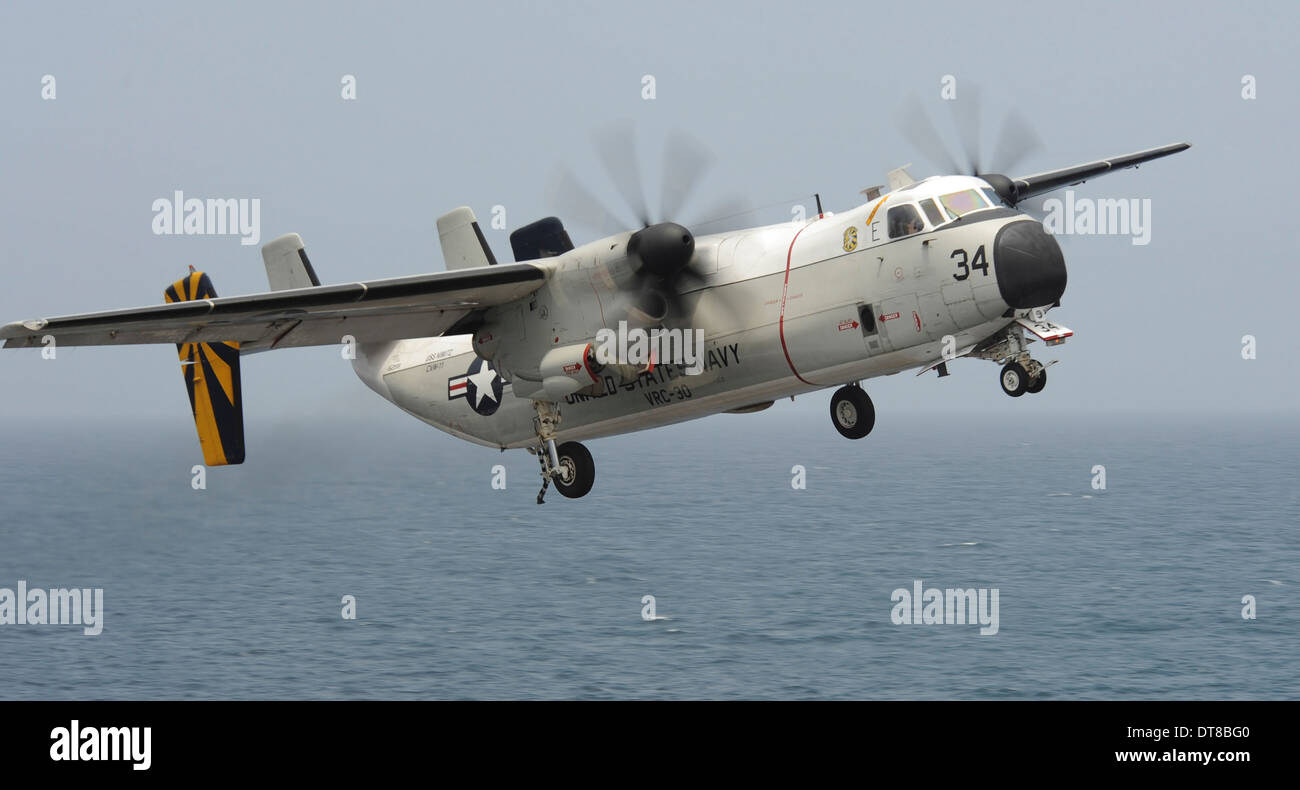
[552,442,595,499]
[1026,365,1047,394]
[969,322,1053,399]
[830,384,876,439]
[532,400,596,503]
[999,359,1047,397]
[1000,361,1028,397]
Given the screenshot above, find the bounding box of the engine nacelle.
[508,340,653,401]
[532,342,601,400]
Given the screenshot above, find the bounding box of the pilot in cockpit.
[891,213,923,237]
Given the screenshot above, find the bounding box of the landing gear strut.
[969,322,1053,398]
[830,384,876,439]
[532,400,596,503]
[1025,362,1047,394]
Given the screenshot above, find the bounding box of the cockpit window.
[919,199,945,226]
[887,204,925,238]
[939,189,989,219]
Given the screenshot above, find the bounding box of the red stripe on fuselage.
[778,224,817,387]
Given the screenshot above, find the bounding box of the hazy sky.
[1,1,1295,431]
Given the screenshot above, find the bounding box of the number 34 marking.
[951,245,989,281]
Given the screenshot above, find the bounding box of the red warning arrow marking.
[838,319,860,331]
[879,312,900,322]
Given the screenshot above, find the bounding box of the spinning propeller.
[548,122,751,324]
[899,84,1045,207]
[898,87,1189,215]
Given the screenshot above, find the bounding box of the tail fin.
[436,207,498,270]
[261,233,321,291]
[163,271,245,465]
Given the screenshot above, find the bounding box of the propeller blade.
[594,120,652,228]
[660,130,714,224]
[949,82,982,174]
[546,123,748,334]
[989,108,1044,175]
[899,96,961,176]
[545,165,628,238]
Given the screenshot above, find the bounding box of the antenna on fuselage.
[814,193,823,218]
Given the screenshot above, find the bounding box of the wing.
[0,263,547,351]
[1005,142,1190,204]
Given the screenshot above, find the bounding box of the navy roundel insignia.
[447,357,504,416]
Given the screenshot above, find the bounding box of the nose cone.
[994,220,1067,308]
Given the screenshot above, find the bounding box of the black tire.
[1026,367,1047,394]
[553,441,595,499]
[1000,361,1029,397]
[830,385,875,440]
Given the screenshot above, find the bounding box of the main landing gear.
[532,400,595,504]
[830,384,876,439]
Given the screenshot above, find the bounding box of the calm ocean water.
[1,411,1296,699]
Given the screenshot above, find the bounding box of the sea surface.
[1,412,1296,699]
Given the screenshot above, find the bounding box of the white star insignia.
[468,365,499,408]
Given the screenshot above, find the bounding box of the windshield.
[919,198,945,226]
[938,189,989,219]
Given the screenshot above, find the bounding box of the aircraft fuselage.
[353,176,1065,449]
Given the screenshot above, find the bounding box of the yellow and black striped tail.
[164,271,245,466]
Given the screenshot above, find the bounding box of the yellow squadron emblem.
[842,226,858,252]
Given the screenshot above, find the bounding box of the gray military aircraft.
[1,128,1188,502]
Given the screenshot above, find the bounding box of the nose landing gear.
[962,319,1060,399]
[1000,360,1028,396]
[1000,358,1048,397]
[1025,363,1047,394]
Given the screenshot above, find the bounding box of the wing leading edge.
[1,262,547,351]
[1005,142,1191,205]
